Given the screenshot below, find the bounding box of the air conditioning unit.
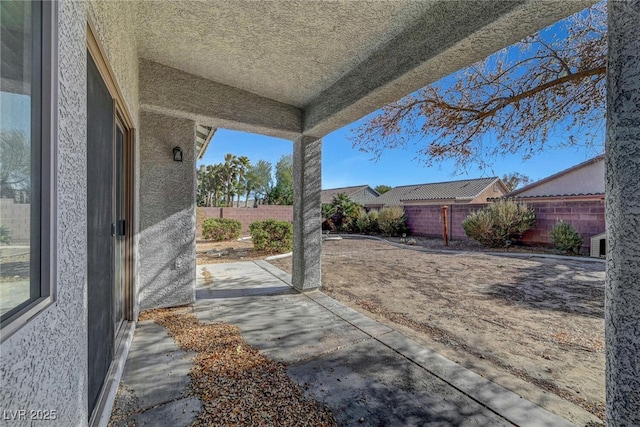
[590,232,606,258]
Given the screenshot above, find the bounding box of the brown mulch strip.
[196,247,273,265]
[354,297,605,421]
[139,308,337,427]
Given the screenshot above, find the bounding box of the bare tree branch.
[350,1,606,170]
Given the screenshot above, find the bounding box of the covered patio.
[2,1,640,426]
[133,3,639,422]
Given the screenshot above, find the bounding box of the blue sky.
[198,123,604,190]
[197,4,604,190]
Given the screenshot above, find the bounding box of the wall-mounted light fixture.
[173,146,183,162]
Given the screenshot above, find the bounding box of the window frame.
[0,1,58,341]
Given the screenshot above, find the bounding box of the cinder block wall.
[521,200,605,249]
[197,205,294,237]
[0,199,30,243]
[404,199,605,251]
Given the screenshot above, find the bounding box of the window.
[0,1,56,339]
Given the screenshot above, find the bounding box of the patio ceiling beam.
[139,59,303,140]
[302,0,596,138]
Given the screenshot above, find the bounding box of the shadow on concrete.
[196,285,296,299]
[288,338,513,427]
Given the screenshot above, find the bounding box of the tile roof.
[401,177,500,201]
[321,185,377,204]
[366,177,501,206]
[500,192,604,200]
[364,184,423,206]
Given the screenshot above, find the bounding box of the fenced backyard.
[403,198,605,253]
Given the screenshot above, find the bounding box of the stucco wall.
[86,1,140,127]
[139,112,196,310]
[470,183,507,203]
[0,1,141,425]
[605,3,640,423]
[515,160,605,197]
[0,199,30,244]
[0,2,89,425]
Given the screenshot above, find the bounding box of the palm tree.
[236,156,250,207]
[208,164,224,207]
[222,153,239,206]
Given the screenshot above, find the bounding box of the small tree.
[268,154,293,205]
[501,173,531,192]
[374,185,392,195]
[462,200,536,248]
[550,221,584,255]
[351,2,606,170]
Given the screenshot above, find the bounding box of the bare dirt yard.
[267,237,605,425]
[196,239,280,265]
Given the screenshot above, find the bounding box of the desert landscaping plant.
[550,220,584,255]
[462,199,536,248]
[202,218,242,241]
[249,219,293,254]
[378,206,409,237]
[0,225,10,244]
[323,193,366,232]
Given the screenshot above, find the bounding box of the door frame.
[86,19,136,425]
[87,20,135,325]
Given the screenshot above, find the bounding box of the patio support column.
[292,135,322,291]
[605,2,640,425]
[138,111,197,309]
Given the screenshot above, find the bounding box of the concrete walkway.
[113,260,577,427]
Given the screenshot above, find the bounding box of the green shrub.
[354,209,371,233]
[327,193,363,232]
[249,219,293,254]
[354,209,380,234]
[462,200,536,248]
[550,221,584,255]
[202,218,242,241]
[321,204,334,221]
[378,206,409,237]
[0,225,10,244]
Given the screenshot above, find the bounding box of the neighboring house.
[321,185,380,205]
[501,155,605,254]
[366,177,508,208]
[505,154,605,200]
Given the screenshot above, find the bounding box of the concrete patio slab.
[193,261,576,427]
[287,338,511,427]
[111,321,200,426]
[192,290,372,363]
[132,396,201,427]
[113,260,578,426]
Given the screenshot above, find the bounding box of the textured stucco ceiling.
[136,0,596,138]
[136,0,436,107]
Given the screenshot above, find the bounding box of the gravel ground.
[139,308,336,427]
